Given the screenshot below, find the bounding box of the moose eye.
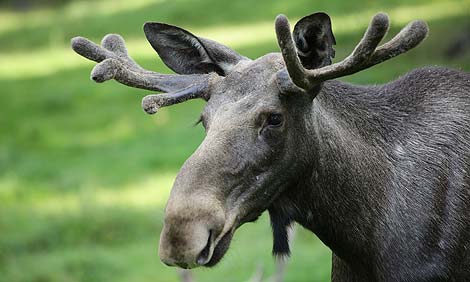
[266,113,284,127]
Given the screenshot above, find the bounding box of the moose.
[72,11,470,281]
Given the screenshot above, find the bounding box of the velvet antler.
[71,34,214,114]
[275,13,429,91]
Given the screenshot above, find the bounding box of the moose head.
[72,12,428,269]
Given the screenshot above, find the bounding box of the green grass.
[1,0,469,281]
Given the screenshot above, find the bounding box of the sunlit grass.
[10,171,175,213]
[0,169,175,227]
[0,0,467,79]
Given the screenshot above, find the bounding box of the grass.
[1,0,469,281]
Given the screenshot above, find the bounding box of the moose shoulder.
[72,12,470,282]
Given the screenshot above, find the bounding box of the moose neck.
[272,80,391,269]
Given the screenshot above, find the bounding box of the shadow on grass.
[0,205,163,258]
[0,210,331,282]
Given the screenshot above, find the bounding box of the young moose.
[72,12,470,281]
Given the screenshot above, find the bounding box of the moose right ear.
[293,12,336,69]
[144,22,247,76]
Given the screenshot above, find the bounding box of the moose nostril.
[196,229,213,265]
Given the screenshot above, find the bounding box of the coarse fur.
[270,66,470,281]
[72,11,470,282]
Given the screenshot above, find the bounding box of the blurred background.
[0,0,469,281]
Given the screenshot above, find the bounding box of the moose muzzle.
[158,168,226,268]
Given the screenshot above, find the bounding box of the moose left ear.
[293,12,336,69]
[144,22,247,76]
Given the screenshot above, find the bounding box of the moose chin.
[72,11,470,281]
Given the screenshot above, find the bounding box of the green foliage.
[0,0,469,281]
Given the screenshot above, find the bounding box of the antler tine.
[72,36,113,62]
[276,13,428,91]
[101,34,129,57]
[367,20,428,66]
[141,83,208,114]
[347,13,390,64]
[87,56,210,92]
[275,14,311,90]
[71,34,214,114]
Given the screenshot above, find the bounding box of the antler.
[71,34,214,114]
[275,13,429,91]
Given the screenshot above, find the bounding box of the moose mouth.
[202,231,233,267]
[202,212,263,267]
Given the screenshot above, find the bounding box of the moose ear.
[144,22,247,76]
[293,12,336,69]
